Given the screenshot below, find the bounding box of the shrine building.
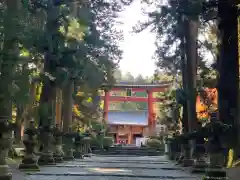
[100,81,171,144]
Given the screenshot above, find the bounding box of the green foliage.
[153,72,175,122]
[90,135,113,149]
[58,1,131,126]
[146,139,164,150]
[82,137,91,144]
[135,0,217,73]
[0,0,134,130]
[126,89,132,97]
[91,120,105,133]
[102,137,114,149]
[132,1,218,128]
[90,136,101,147]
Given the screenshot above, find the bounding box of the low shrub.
[146,138,164,150]
[102,136,114,149]
[90,136,113,149]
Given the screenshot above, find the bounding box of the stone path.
[12,155,202,180]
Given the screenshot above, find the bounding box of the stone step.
[109,147,163,150]
[93,150,164,156]
[92,146,165,156]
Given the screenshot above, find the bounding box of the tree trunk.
[25,81,37,123]
[16,78,38,137]
[15,104,24,144]
[62,80,74,132]
[51,87,56,125]
[39,1,59,127]
[184,14,199,159]
[0,0,21,119]
[178,11,191,161]
[180,39,190,159]
[38,0,60,165]
[184,18,198,132]
[55,88,62,128]
[39,72,55,126]
[217,1,239,158]
[0,1,21,177]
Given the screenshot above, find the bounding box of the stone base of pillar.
[63,156,74,161]
[191,159,208,173]
[38,153,55,165]
[176,156,184,165]
[203,168,227,180]
[84,153,92,158]
[169,154,175,160]
[64,149,74,161]
[19,163,40,171]
[19,156,40,170]
[53,145,64,163]
[53,155,64,163]
[0,165,12,180]
[175,152,181,161]
[73,152,84,159]
[182,158,195,167]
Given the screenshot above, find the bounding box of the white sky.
[116,1,213,79]
[117,1,156,78]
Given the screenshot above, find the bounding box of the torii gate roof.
[102,81,171,89]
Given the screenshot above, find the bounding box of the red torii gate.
[101,82,170,133]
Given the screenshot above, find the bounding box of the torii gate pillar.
[147,90,156,134]
[103,90,109,122]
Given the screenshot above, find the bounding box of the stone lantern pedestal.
[19,120,39,170]
[38,126,55,165]
[73,132,84,159]
[0,117,13,180]
[53,124,64,163]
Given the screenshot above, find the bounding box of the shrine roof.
[107,111,148,126]
[102,81,171,88]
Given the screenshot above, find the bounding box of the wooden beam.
[110,87,167,92]
[101,81,171,90]
[100,96,165,102]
